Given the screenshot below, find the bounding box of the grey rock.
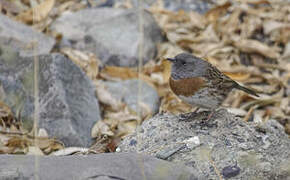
[104,79,159,115]
[119,111,290,179]
[51,8,164,67]
[0,153,201,180]
[85,0,115,7]
[161,0,214,13]
[0,168,28,180]
[87,0,214,13]
[0,14,55,57]
[0,51,101,147]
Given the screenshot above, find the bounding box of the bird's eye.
[181,61,186,65]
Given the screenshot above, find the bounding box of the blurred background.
[0,0,289,156]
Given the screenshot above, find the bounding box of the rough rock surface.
[0,14,55,57]
[51,8,164,67]
[104,79,159,115]
[0,153,201,179]
[87,0,213,13]
[0,51,101,147]
[119,110,290,179]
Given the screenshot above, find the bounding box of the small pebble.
[222,164,241,178]
[129,139,137,146]
[183,136,201,149]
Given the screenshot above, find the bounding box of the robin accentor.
[166,53,259,119]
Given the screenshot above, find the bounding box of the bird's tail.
[234,84,259,97]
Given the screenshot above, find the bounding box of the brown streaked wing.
[206,64,236,89]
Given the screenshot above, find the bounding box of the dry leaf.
[95,82,124,111]
[27,146,44,155]
[263,20,290,34]
[223,72,251,81]
[233,39,280,59]
[38,128,48,138]
[61,48,100,80]
[116,120,137,138]
[51,147,90,156]
[101,66,138,80]
[91,120,114,138]
[0,101,11,115]
[282,42,290,59]
[205,2,231,23]
[16,0,55,23]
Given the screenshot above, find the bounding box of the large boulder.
[119,111,290,179]
[0,14,55,56]
[51,8,164,67]
[0,50,101,147]
[0,153,201,179]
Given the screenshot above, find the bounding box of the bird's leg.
[180,107,200,121]
[206,109,216,121]
[187,107,200,119]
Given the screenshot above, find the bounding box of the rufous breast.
[169,77,206,97]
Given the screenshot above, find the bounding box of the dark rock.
[222,164,241,179]
[103,79,159,115]
[0,14,55,57]
[0,51,101,147]
[51,8,164,67]
[118,111,290,179]
[129,139,137,146]
[0,153,201,179]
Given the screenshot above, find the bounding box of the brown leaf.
[152,59,171,84]
[116,120,137,138]
[91,120,114,138]
[61,48,100,80]
[6,136,31,149]
[223,72,251,82]
[101,66,138,80]
[0,101,15,128]
[205,2,231,23]
[95,82,124,111]
[0,101,13,119]
[282,42,290,59]
[233,39,280,59]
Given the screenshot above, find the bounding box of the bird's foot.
[202,109,216,121]
[179,108,200,121]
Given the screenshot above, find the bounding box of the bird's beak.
[166,58,176,62]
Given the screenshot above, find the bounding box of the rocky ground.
[119,110,290,179]
[0,0,289,179]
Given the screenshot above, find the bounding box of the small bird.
[166,53,259,119]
